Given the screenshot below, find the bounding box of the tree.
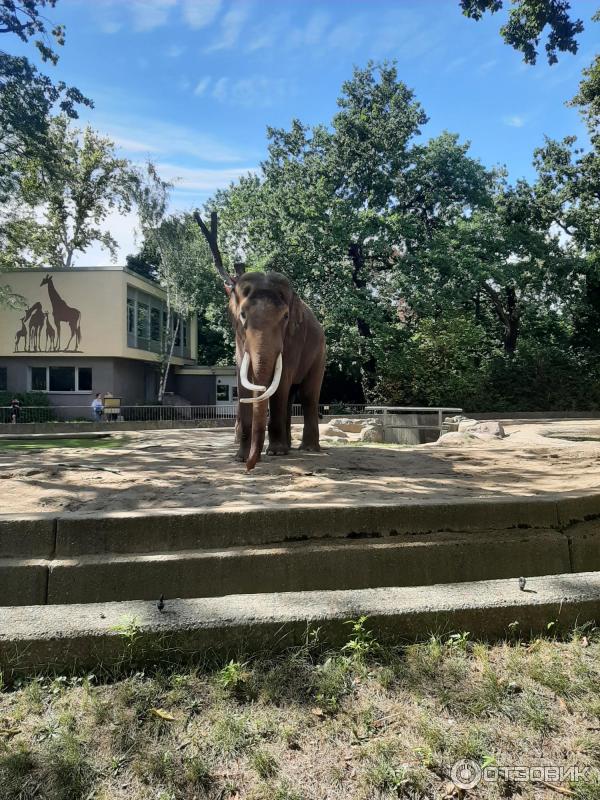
[210,64,493,399]
[6,117,132,268]
[131,164,220,401]
[0,0,91,200]
[460,0,584,64]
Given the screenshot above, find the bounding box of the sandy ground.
[2,419,600,515]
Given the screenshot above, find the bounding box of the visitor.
[10,398,21,424]
[91,393,104,421]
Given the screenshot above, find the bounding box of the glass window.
[31,367,47,391]
[216,383,230,402]
[174,316,181,347]
[182,320,188,347]
[78,368,92,392]
[150,308,161,341]
[127,299,135,334]
[231,385,238,400]
[49,366,75,392]
[137,303,149,340]
[0,367,6,391]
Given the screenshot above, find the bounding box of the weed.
[251,748,279,780]
[312,655,352,711]
[342,616,380,660]
[217,659,250,696]
[0,746,37,800]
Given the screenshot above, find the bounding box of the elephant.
[230,271,326,470]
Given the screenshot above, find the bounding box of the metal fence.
[1,403,462,433]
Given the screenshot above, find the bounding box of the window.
[127,299,135,334]
[182,320,188,348]
[29,366,92,392]
[216,383,230,402]
[150,308,161,341]
[31,367,47,391]
[174,316,181,347]
[0,368,6,391]
[78,367,92,392]
[137,303,149,340]
[231,385,238,400]
[49,367,75,392]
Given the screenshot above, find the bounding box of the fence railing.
[1,404,462,433]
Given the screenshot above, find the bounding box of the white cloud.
[479,58,498,73]
[327,16,367,50]
[155,163,258,193]
[130,0,177,32]
[182,0,222,29]
[194,76,211,96]
[503,114,526,128]
[212,77,228,101]
[165,44,186,58]
[207,75,286,108]
[95,114,248,163]
[205,3,251,51]
[304,10,330,46]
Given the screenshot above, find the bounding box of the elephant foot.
[298,442,321,453]
[235,447,250,462]
[266,442,290,456]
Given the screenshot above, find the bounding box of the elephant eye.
[283,312,289,321]
[240,310,246,321]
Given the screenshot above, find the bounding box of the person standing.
[91,393,103,421]
[10,398,21,424]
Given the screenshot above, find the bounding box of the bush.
[0,391,54,423]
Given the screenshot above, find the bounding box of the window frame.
[29,366,94,393]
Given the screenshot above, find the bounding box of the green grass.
[1,627,599,799]
[0,436,125,450]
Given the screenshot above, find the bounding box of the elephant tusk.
[240,352,266,392]
[240,353,283,404]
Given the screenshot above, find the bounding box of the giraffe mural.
[43,312,56,351]
[24,302,45,352]
[14,317,27,352]
[40,275,82,351]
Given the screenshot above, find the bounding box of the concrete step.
[2,571,599,675]
[2,522,599,606]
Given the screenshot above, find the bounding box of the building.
[0,266,236,412]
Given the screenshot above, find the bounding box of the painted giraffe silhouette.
[14,316,27,352]
[41,275,81,351]
[44,312,56,351]
[24,302,45,352]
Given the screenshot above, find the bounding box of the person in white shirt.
[91,393,103,421]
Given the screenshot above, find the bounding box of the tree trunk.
[481,282,520,355]
[158,315,179,403]
[348,242,376,400]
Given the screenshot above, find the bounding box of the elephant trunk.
[244,349,281,471]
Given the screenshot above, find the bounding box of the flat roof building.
[0,267,236,414]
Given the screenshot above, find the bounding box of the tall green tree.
[0,0,91,200]
[4,117,132,268]
[460,0,584,64]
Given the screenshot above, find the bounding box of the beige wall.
[1,269,195,364]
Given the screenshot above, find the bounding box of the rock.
[360,425,384,443]
[470,421,506,439]
[329,418,366,434]
[319,424,348,439]
[457,418,479,432]
[432,432,478,447]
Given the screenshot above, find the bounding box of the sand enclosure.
[1,419,600,515]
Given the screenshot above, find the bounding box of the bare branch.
[193,210,234,287]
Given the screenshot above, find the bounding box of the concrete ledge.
[0,516,55,559]
[2,572,599,674]
[45,530,570,605]
[52,496,562,556]
[0,419,235,434]
[0,560,48,605]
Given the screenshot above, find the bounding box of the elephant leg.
[286,391,293,449]
[299,356,325,452]
[267,384,291,455]
[235,384,253,462]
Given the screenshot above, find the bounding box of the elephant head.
[230,272,298,470]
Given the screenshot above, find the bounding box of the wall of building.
[174,374,215,405]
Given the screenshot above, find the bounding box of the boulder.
[319,424,348,439]
[470,420,506,439]
[360,425,384,443]
[329,418,365,434]
[457,418,479,432]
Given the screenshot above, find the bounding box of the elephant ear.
[288,291,305,337]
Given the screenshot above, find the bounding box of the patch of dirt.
[1,419,600,515]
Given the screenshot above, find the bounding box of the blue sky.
[14,0,600,264]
